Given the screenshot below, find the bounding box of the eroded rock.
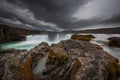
[108,37,120,47]
[0,49,38,80]
[0,42,51,80]
[0,24,40,43]
[71,34,95,41]
[0,40,120,80]
[39,40,120,80]
[29,42,50,68]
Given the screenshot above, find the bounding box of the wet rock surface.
[0,42,50,80]
[108,37,120,47]
[0,25,40,43]
[0,40,120,80]
[0,48,38,80]
[40,40,120,80]
[29,42,50,68]
[71,34,95,41]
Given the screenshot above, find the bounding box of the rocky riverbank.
[71,34,95,41]
[108,37,120,47]
[0,25,40,43]
[0,39,120,80]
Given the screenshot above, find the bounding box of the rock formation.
[0,48,38,80]
[71,34,95,41]
[77,27,120,34]
[0,25,40,43]
[0,40,120,80]
[108,37,120,47]
[39,40,120,80]
[29,42,50,68]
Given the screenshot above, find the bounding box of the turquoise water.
[1,41,36,50]
[1,33,120,60]
[1,34,72,50]
[1,33,120,79]
[1,34,120,60]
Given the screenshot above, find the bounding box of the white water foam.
[1,33,120,78]
[1,33,72,50]
[33,55,48,75]
[91,34,120,61]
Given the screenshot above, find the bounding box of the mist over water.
[1,33,120,60]
[91,34,120,61]
[1,33,120,77]
[1,33,72,50]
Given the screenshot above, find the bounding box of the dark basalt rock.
[71,34,95,41]
[108,37,120,47]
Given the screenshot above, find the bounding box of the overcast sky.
[0,0,120,31]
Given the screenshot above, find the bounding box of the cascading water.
[1,33,120,58]
[91,34,120,61]
[1,33,120,78]
[27,33,72,75]
[26,34,49,41]
[1,33,120,60]
[26,33,72,44]
[1,33,72,50]
[33,55,48,75]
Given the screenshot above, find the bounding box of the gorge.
[0,0,120,79]
[0,39,120,80]
[0,25,120,80]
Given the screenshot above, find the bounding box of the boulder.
[39,40,120,80]
[0,49,38,80]
[0,40,120,80]
[0,42,50,80]
[0,48,3,52]
[29,42,50,68]
[71,34,95,41]
[108,37,120,47]
[0,24,40,43]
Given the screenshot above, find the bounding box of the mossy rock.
[71,34,95,41]
[46,50,69,66]
[15,57,38,80]
[108,37,120,47]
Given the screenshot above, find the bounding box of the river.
[1,33,120,79]
[1,33,120,60]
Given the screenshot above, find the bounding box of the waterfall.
[26,34,49,41]
[1,33,72,50]
[25,33,72,45]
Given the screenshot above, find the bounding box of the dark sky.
[0,0,120,31]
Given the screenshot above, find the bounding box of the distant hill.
[30,27,120,34]
[78,27,120,34]
[58,27,120,34]
[0,24,120,44]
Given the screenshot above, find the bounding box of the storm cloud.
[0,0,120,31]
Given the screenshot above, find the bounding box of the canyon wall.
[0,25,40,43]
